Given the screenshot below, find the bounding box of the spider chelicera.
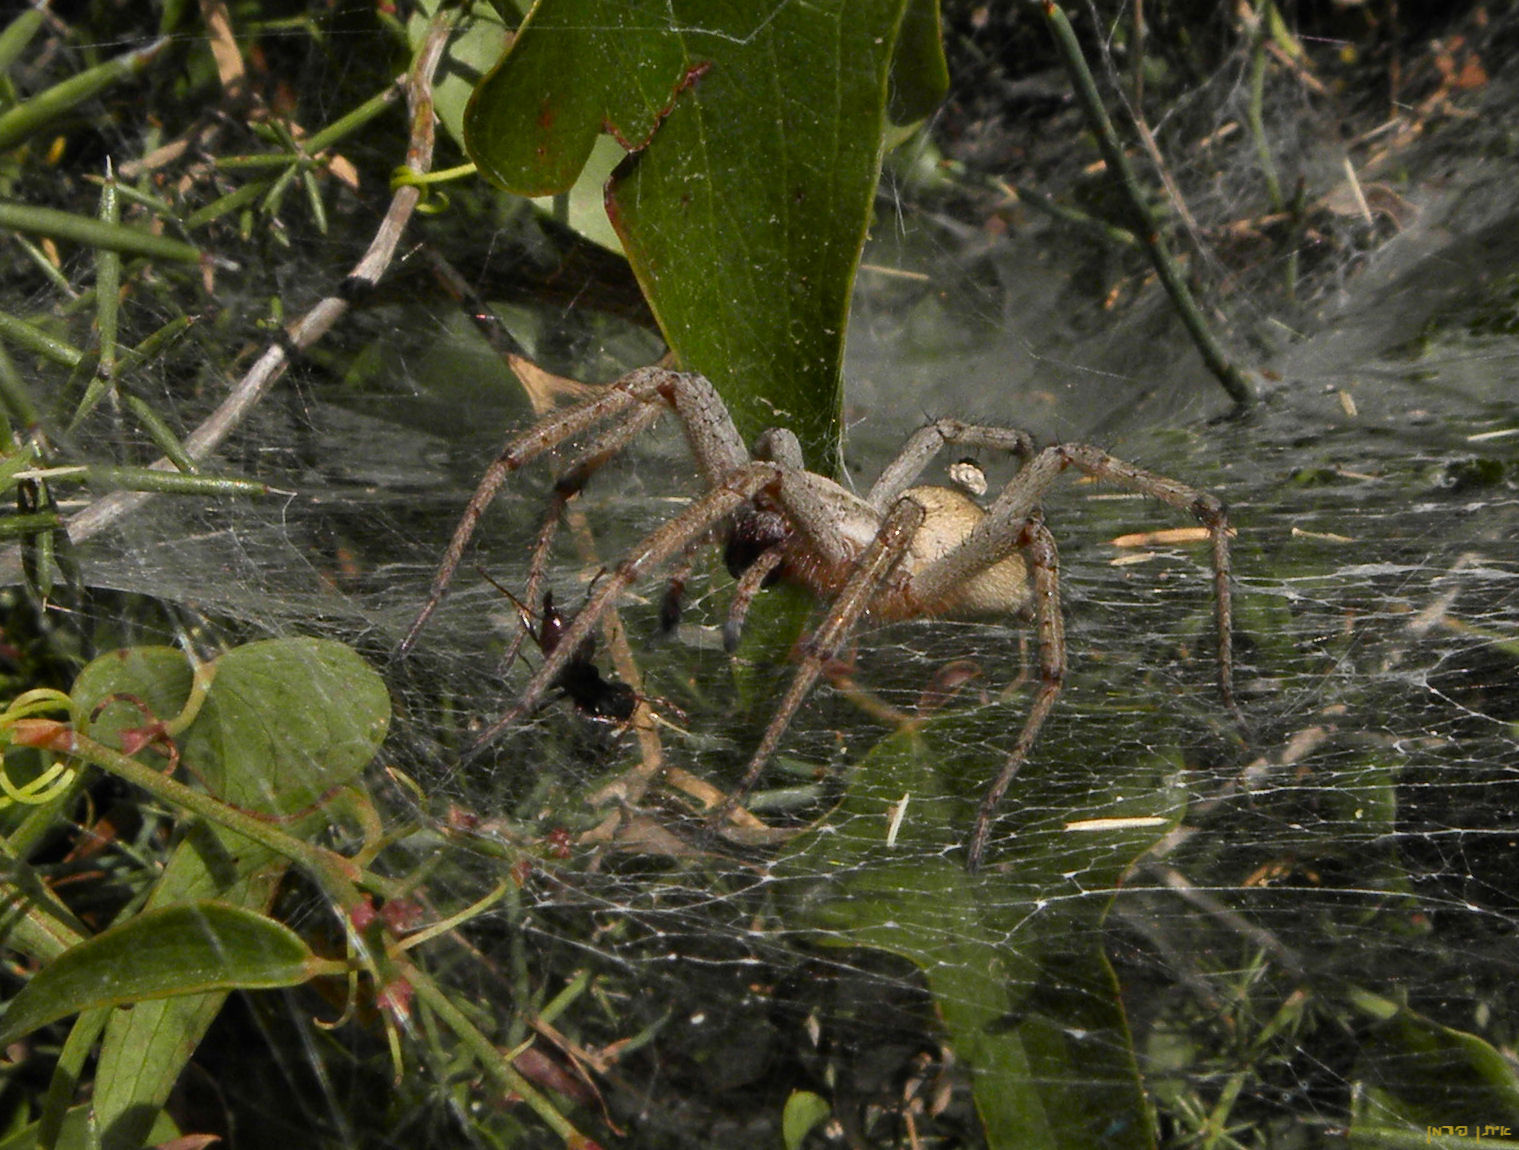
[401,365,1237,871]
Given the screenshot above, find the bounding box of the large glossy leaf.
[465,0,948,466]
[0,901,318,1046]
[779,706,1181,1148]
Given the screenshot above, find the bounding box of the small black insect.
[510,589,637,724]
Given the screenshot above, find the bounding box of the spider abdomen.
[895,486,1032,619]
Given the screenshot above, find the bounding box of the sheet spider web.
[3,3,1518,1147]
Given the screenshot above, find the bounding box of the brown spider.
[401,366,1236,871]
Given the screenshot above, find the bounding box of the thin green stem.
[1248,7,1284,213]
[1009,181,1140,248]
[1038,1,1255,407]
[0,513,62,538]
[11,236,77,298]
[397,882,511,952]
[538,969,592,1027]
[184,179,271,230]
[0,342,40,429]
[14,464,267,497]
[214,153,314,171]
[0,310,84,369]
[305,85,401,153]
[95,164,122,381]
[84,175,179,219]
[121,393,199,474]
[0,38,170,152]
[114,314,195,379]
[301,167,329,235]
[0,6,46,77]
[14,725,400,908]
[408,965,594,1147]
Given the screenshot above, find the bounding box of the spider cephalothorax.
[401,365,1236,871]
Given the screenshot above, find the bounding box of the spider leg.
[462,461,784,760]
[715,494,927,821]
[966,515,1064,872]
[501,496,569,673]
[503,402,667,672]
[723,545,785,652]
[867,420,1036,510]
[1047,444,1236,715]
[913,443,1236,711]
[398,366,691,656]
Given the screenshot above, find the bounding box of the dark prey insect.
[401,366,1236,871]
[496,584,637,724]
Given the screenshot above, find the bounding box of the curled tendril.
[0,687,83,809]
[0,759,74,807]
[389,161,477,215]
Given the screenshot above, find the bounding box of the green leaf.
[0,1105,180,1150]
[0,901,318,1046]
[1348,989,1519,1139]
[179,638,390,817]
[888,0,950,126]
[778,707,1179,1148]
[782,1090,832,1150]
[73,646,195,744]
[74,637,390,820]
[464,0,947,466]
[88,826,295,1150]
[66,638,390,1149]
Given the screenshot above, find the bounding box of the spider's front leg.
[397,367,682,656]
[399,365,757,659]
[714,494,927,825]
[462,461,785,760]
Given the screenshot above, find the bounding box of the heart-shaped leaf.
[74,638,390,820]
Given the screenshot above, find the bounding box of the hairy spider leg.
[398,366,742,656]
[708,425,818,650]
[866,419,1038,510]
[499,502,567,674]
[503,402,666,673]
[966,515,1064,872]
[461,461,785,760]
[889,442,1234,868]
[723,547,785,651]
[717,494,929,818]
[911,442,1235,711]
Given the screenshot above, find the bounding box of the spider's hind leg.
[966,514,1065,872]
